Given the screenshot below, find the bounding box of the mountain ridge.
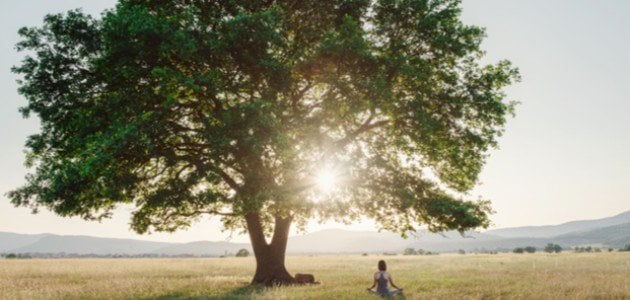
[1,210,628,255]
[484,210,630,238]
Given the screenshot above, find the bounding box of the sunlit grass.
[0,253,629,299]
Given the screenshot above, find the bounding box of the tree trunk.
[245,212,295,285]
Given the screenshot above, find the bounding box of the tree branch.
[337,119,389,147]
[246,212,269,247]
[326,116,390,156]
[176,153,242,193]
[214,168,241,192]
[292,81,313,109]
[270,215,292,250]
[161,209,237,224]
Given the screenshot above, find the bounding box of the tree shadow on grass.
[138,284,266,300]
[213,284,267,299]
[143,285,408,300]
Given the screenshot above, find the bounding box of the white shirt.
[374,271,391,280]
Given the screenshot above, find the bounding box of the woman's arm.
[368,278,376,290]
[389,275,400,289]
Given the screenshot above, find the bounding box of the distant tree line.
[4,244,627,259]
[402,248,439,256]
[513,246,537,254]
[572,245,630,252]
[574,246,601,253]
[473,249,499,255]
[2,253,32,259]
[432,244,630,254]
[1,252,236,259]
[544,243,562,253]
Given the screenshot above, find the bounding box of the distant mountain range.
[1,210,629,256]
[0,234,250,257]
[484,210,630,238]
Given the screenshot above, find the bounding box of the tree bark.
[245,212,295,285]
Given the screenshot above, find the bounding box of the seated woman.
[367,260,403,296]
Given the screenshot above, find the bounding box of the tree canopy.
[10,0,518,242]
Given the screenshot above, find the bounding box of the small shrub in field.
[403,248,417,255]
[402,248,431,255]
[620,245,630,252]
[235,249,250,257]
[574,246,593,253]
[458,249,466,255]
[362,253,368,256]
[4,253,31,259]
[512,247,539,254]
[544,243,562,253]
[524,246,536,253]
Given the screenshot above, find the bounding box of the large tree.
[10,0,518,285]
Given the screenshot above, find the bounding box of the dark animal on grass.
[295,273,320,285]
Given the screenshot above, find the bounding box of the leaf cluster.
[10,0,518,236]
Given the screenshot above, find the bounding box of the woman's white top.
[374,271,391,280]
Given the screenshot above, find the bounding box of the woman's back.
[374,271,390,293]
[368,260,402,296]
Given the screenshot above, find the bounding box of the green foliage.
[544,243,562,253]
[619,245,630,252]
[3,253,31,259]
[513,247,536,253]
[235,249,250,257]
[402,248,435,256]
[10,0,518,237]
[574,246,601,253]
[403,248,417,255]
[457,249,465,255]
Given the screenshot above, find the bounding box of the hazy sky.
[1,1,629,243]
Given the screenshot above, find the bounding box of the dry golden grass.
[0,252,629,299]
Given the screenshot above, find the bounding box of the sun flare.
[315,170,337,192]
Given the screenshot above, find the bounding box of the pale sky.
[1,1,628,243]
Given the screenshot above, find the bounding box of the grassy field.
[0,252,629,299]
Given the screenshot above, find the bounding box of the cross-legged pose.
[367,260,403,296]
